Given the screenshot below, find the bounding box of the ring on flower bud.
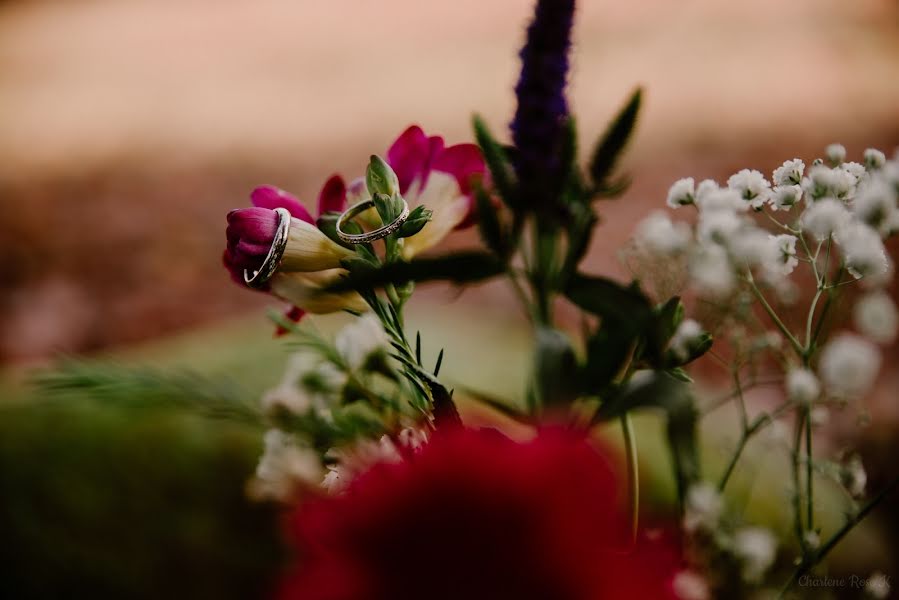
[336,197,410,244]
[244,207,292,288]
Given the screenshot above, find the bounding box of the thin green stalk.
[745,274,804,357]
[804,404,814,531]
[621,412,639,548]
[779,474,899,598]
[791,412,808,552]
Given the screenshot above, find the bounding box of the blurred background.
[1,0,897,597]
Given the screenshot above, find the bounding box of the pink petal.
[432,143,486,195]
[386,125,431,194]
[317,175,347,215]
[251,185,314,224]
[227,207,278,243]
[275,306,307,337]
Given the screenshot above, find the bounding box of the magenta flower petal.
[223,207,279,288]
[317,175,347,215]
[386,125,431,194]
[251,185,315,224]
[432,143,486,196]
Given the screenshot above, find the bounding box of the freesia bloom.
[223,183,363,330]
[281,428,679,600]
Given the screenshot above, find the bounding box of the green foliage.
[0,400,280,599]
[534,327,581,407]
[397,205,432,238]
[34,361,262,424]
[589,87,642,194]
[331,251,505,292]
[472,115,517,207]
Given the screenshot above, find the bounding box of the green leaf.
[474,183,506,255]
[326,251,505,292]
[583,319,634,392]
[665,333,713,368]
[564,273,652,327]
[372,192,396,225]
[560,203,598,278]
[645,297,684,366]
[534,327,581,407]
[472,115,517,207]
[589,87,642,189]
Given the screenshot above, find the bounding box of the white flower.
[841,161,867,184]
[669,319,704,362]
[803,530,821,551]
[695,179,720,203]
[251,429,323,501]
[672,571,710,600]
[727,169,771,209]
[768,234,799,277]
[819,333,881,397]
[825,143,846,165]
[771,185,802,210]
[733,527,777,583]
[698,210,744,243]
[689,244,736,297]
[864,148,886,170]
[786,368,820,404]
[836,222,890,280]
[729,227,778,272]
[853,178,898,236]
[335,314,389,370]
[865,572,891,599]
[684,483,723,532]
[667,177,696,208]
[635,211,692,255]
[322,432,413,493]
[854,291,898,344]
[696,187,747,212]
[800,198,850,241]
[773,159,805,186]
[810,406,829,426]
[803,165,856,201]
[261,353,347,416]
[843,454,867,498]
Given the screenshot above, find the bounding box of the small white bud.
[854,291,898,345]
[825,143,847,165]
[786,368,820,404]
[863,148,886,170]
[667,177,696,208]
[819,333,881,398]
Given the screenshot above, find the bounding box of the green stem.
[746,273,804,357]
[805,404,814,531]
[779,474,899,598]
[621,413,639,547]
[791,411,808,552]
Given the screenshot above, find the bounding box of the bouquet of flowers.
[44,0,898,598]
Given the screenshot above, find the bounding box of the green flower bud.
[366,155,400,198]
[397,205,432,238]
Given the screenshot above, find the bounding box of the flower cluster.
[223,126,484,330]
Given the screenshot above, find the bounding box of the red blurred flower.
[280,428,679,600]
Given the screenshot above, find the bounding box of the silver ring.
[244,207,291,288]
[336,198,409,244]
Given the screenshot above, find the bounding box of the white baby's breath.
[786,368,820,404]
[853,178,898,237]
[667,177,696,208]
[768,234,799,277]
[696,187,747,213]
[672,571,710,600]
[335,314,389,370]
[669,319,704,362]
[689,244,736,297]
[771,185,802,211]
[864,148,886,170]
[800,198,850,241]
[826,143,847,165]
[635,211,692,255]
[773,159,805,186]
[836,222,890,280]
[843,454,867,499]
[818,333,881,397]
[252,429,323,501]
[854,291,898,344]
[733,527,778,583]
[865,572,891,599]
[803,165,856,201]
[684,483,723,532]
[727,169,771,209]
